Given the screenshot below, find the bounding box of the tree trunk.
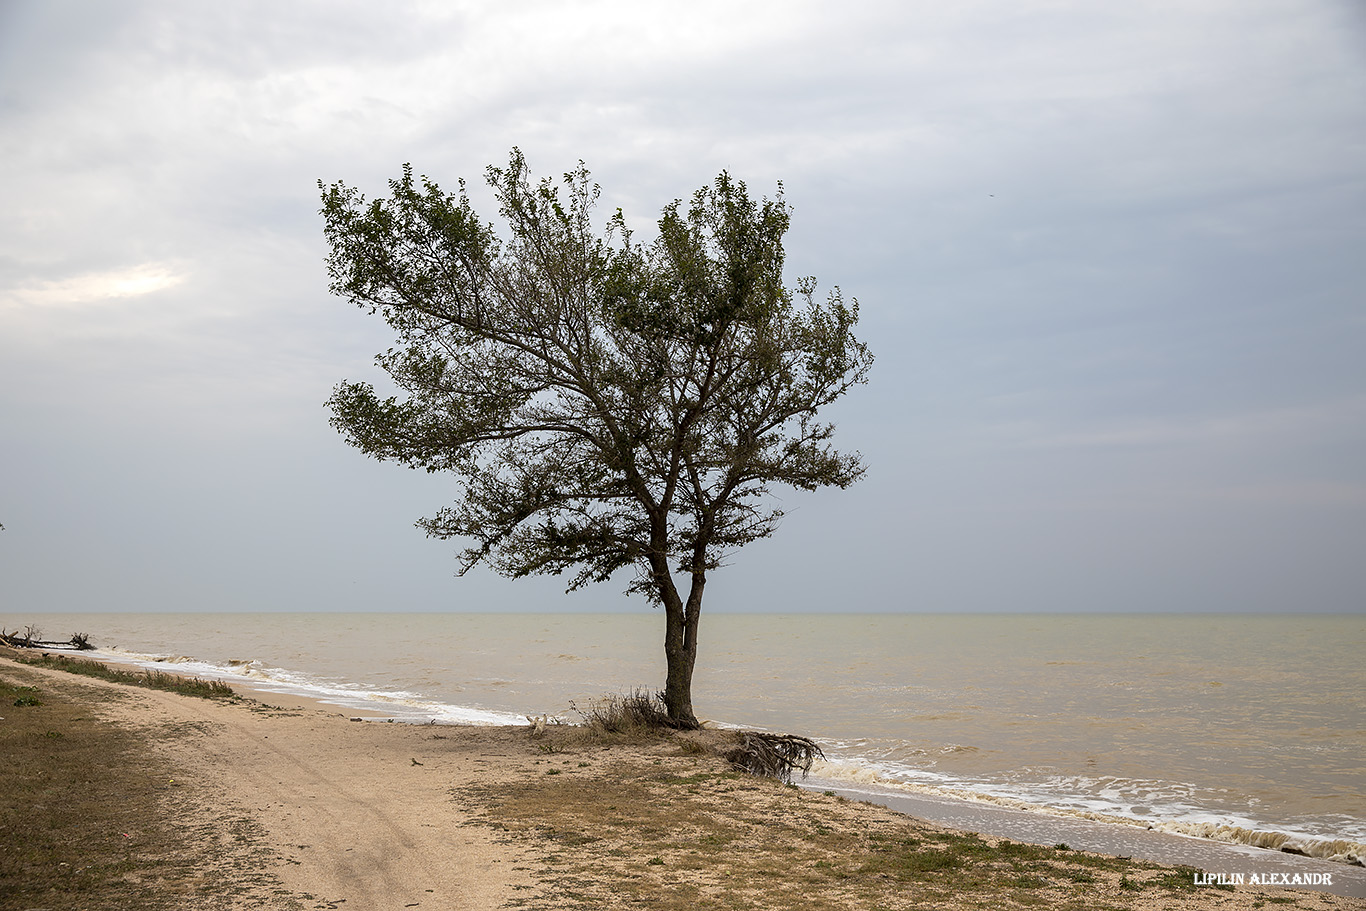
[662,615,699,728]
[661,572,704,729]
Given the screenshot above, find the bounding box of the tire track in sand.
[13,661,527,911]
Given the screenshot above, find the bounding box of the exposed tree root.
[724,732,825,782]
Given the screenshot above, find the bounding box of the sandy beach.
[2,652,1361,911]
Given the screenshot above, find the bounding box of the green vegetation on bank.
[8,651,236,699]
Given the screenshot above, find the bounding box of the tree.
[320,150,872,728]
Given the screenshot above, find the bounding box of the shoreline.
[61,642,1366,881]
[3,652,1363,909]
[8,610,1362,868]
[806,777,1366,898]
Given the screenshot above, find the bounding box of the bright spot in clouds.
[3,264,185,308]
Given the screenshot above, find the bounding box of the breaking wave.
[812,757,1366,867]
[90,647,527,726]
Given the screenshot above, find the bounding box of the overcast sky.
[2,0,1363,616]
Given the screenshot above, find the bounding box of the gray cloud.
[2,0,1362,617]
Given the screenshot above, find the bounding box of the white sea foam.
[812,757,1366,867]
[91,647,528,726]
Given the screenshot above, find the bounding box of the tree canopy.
[321,150,872,727]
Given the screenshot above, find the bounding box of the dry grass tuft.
[569,689,680,742]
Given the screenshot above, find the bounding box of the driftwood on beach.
[0,626,93,651]
[724,732,825,783]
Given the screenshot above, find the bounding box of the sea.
[5,611,1363,871]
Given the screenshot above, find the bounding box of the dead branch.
[0,628,94,651]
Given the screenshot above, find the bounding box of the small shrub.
[571,690,678,741]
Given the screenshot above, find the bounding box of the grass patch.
[676,738,710,756]
[12,652,237,699]
[451,745,1243,911]
[0,668,275,909]
[12,685,43,707]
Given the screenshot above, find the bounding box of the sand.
[2,654,1362,910]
